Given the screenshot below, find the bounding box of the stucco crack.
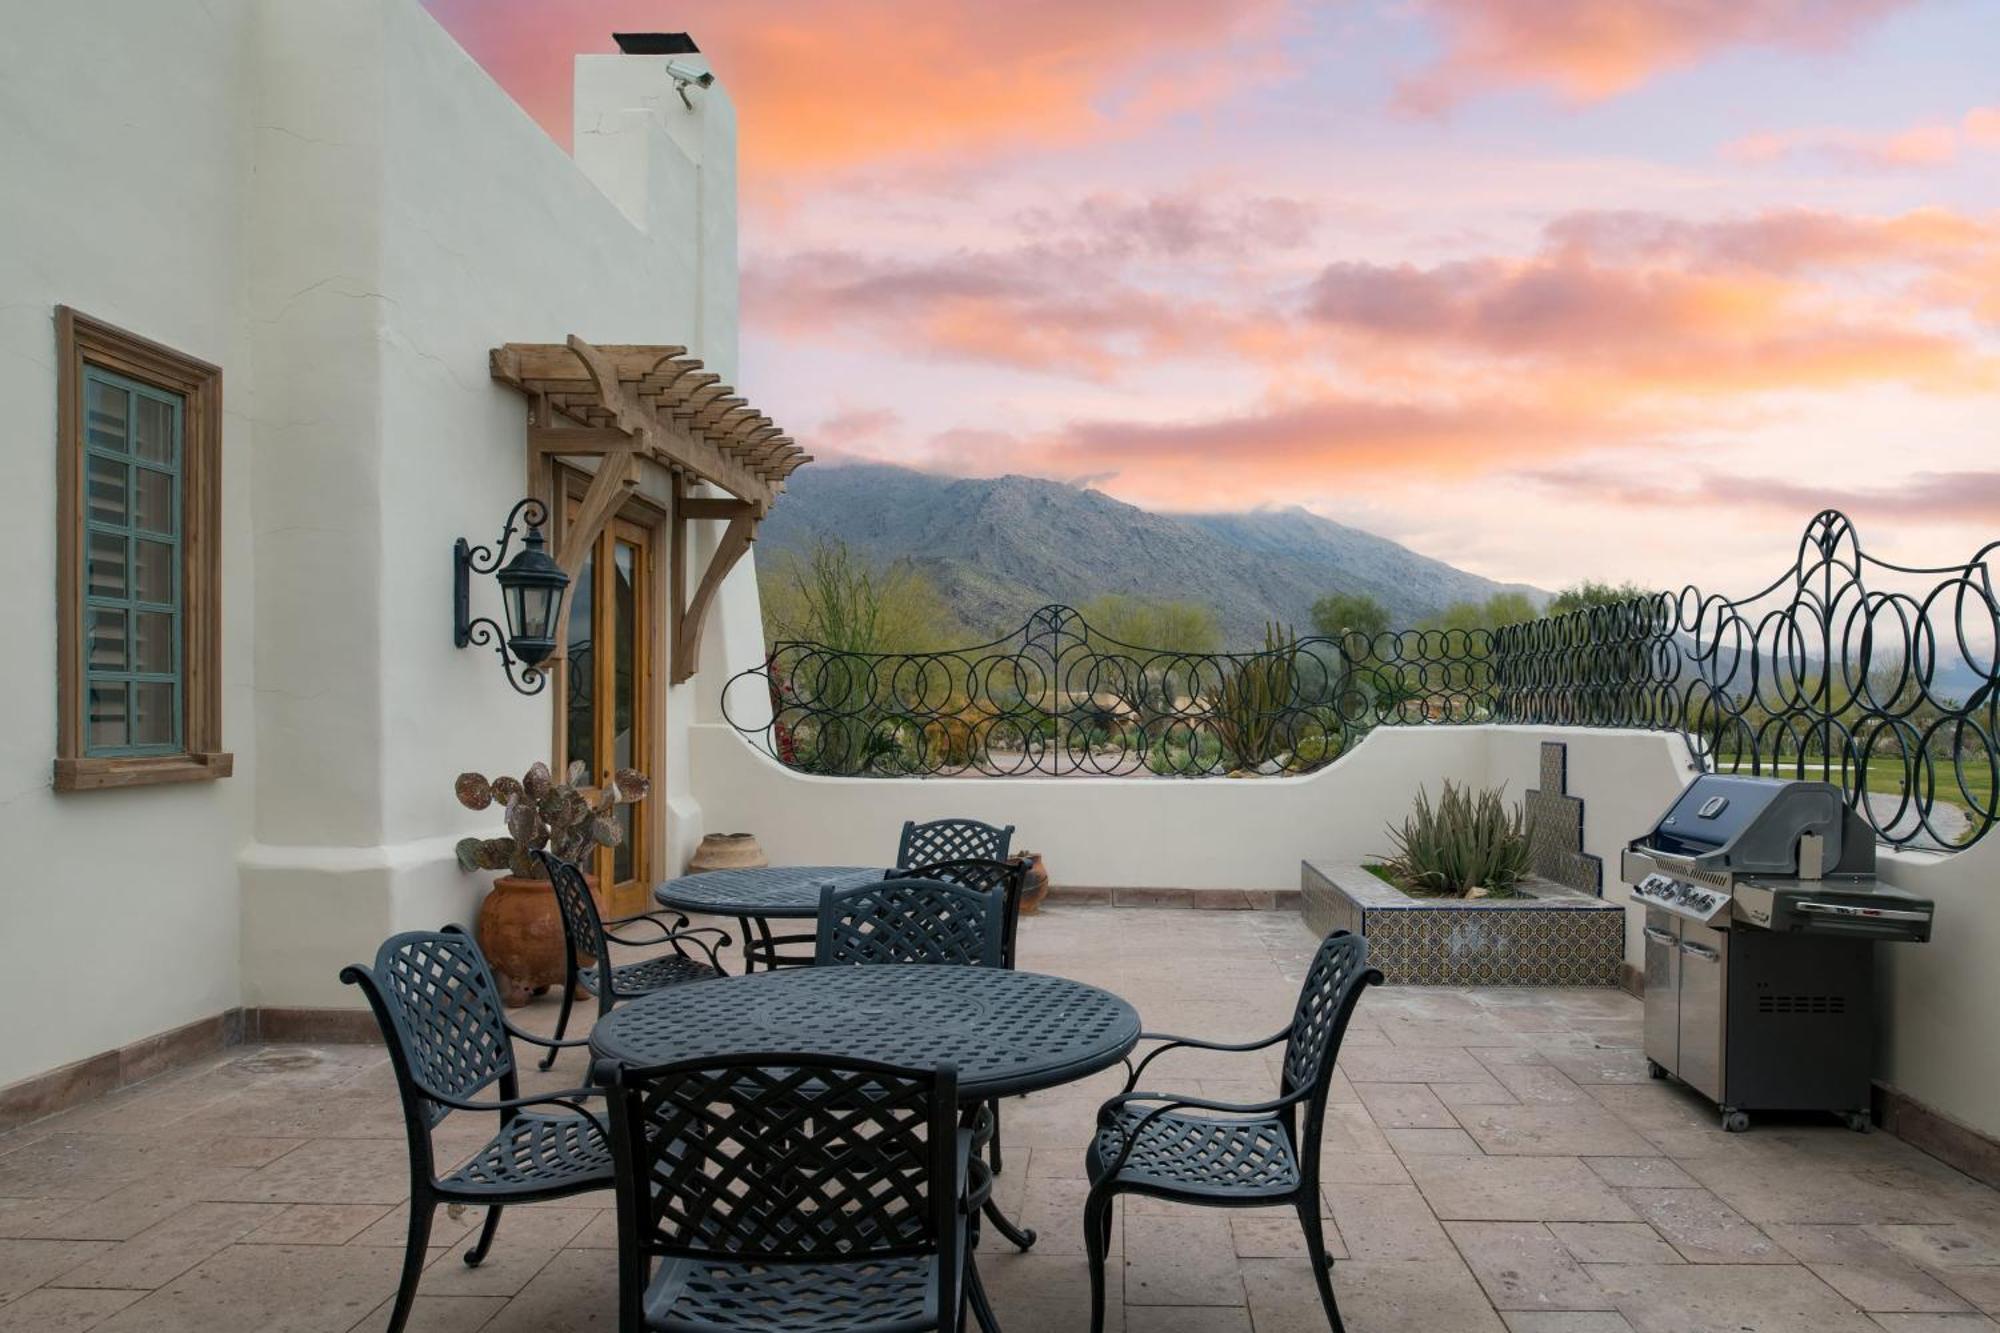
[256,124,347,149]
[260,276,395,325]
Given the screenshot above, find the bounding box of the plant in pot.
[1374,781,1531,899]
[453,760,651,1006]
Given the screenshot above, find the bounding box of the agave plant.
[452,760,652,880]
[1381,781,1532,898]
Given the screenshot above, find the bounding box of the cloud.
[1397,0,1912,113]
[1301,209,2000,395]
[1521,462,2000,526]
[814,406,903,449]
[1724,106,2000,170]
[742,194,1318,375]
[422,0,1290,170]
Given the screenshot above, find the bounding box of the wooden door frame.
[550,463,667,917]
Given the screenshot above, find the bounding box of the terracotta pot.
[476,872,586,1008]
[688,832,768,874]
[1016,851,1051,915]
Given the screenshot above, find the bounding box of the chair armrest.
[1122,1027,1289,1092]
[605,908,690,932]
[502,1018,592,1051]
[420,1084,610,1140]
[1094,1086,1310,1180]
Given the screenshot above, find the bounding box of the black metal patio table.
[590,964,1142,1332]
[653,864,886,973]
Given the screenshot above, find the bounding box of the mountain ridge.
[757,462,1545,644]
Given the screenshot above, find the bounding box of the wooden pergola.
[490,335,809,683]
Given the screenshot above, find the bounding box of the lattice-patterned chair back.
[895,818,1015,869]
[1279,931,1375,1114]
[606,1056,955,1262]
[815,876,1003,968]
[346,928,518,1134]
[887,857,1028,969]
[539,850,610,968]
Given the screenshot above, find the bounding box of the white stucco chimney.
[572,32,740,379]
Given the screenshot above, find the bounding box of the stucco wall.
[239,0,751,1009]
[1875,838,2000,1141]
[0,0,756,1085]
[0,0,260,1089]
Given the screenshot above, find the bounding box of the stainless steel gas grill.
[1621,774,1934,1133]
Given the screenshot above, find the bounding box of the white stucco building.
[1,0,773,1096]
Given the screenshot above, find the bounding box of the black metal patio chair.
[886,857,1029,970]
[595,1053,990,1332]
[341,926,614,1333]
[814,876,1003,969]
[896,818,1015,870]
[886,857,1030,1173]
[1083,929,1381,1333]
[537,850,730,1070]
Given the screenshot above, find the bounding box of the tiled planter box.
[1301,860,1623,986]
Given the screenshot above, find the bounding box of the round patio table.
[653,865,887,973]
[591,965,1142,1333]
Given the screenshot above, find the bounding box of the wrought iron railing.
[722,512,1998,850]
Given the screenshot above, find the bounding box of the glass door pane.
[565,542,596,781]
[611,539,639,885]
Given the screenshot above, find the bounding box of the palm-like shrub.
[1381,781,1531,897]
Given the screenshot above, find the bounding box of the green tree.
[1419,592,1540,633]
[1310,591,1391,641]
[1547,580,1655,616]
[760,538,962,652]
[1077,594,1222,653]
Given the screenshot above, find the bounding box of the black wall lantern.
[453,498,570,695]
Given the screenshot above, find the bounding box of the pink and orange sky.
[424,0,1999,594]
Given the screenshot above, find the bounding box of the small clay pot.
[476,873,583,1008]
[1016,851,1051,915]
[688,832,768,874]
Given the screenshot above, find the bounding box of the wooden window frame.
[54,307,231,792]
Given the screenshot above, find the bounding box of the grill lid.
[1637,774,1871,878]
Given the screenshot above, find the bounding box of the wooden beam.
[527,426,641,456]
[672,511,756,685]
[556,451,639,579]
[679,497,756,520]
[491,342,687,385]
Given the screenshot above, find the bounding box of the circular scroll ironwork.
[723,511,1997,851]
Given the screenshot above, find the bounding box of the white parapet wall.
[688,721,1698,902]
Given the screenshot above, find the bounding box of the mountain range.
[757,462,1544,644]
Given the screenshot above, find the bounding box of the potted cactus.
[454,760,651,1006]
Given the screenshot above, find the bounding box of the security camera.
[664,59,714,109]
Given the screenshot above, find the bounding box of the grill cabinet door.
[1642,911,1681,1077]
[1676,924,1728,1103]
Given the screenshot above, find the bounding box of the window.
[55,308,230,791]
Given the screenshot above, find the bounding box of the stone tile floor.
[3,907,1999,1331]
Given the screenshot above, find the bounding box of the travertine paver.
[1,907,1998,1331]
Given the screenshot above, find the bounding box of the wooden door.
[562,508,656,918]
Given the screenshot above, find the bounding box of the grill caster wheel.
[1721,1109,1750,1133]
[1844,1111,1872,1134]
[1646,1060,1667,1080]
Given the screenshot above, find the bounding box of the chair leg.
[464,1203,503,1267]
[1084,1186,1115,1333]
[539,971,577,1071]
[987,1099,1004,1175]
[1297,1198,1344,1333]
[386,1196,434,1333]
